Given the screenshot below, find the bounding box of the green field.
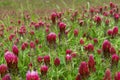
[0,0,120,80]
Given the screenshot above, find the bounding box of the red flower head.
[90,7,95,14]
[30,41,35,49]
[47,32,56,44]
[38,21,44,27]
[71,52,77,58]
[99,6,103,13]
[9,34,15,41]
[113,26,118,36]
[59,22,66,33]
[103,12,109,17]
[44,55,50,65]
[65,54,72,63]
[18,25,26,36]
[107,29,113,36]
[21,43,26,51]
[114,72,120,80]
[34,23,40,29]
[18,20,21,25]
[97,49,102,55]
[88,54,96,72]
[76,74,82,80]
[110,2,115,9]
[66,49,72,55]
[79,20,84,26]
[2,74,11,80]
[80,38,84,45]
[40,65,48,75]
[114,14,119,22]
[87,43,94,52]
[112,54,119,66]
[24,42,29,47]
[12,45,19,56]
[103,68,112,80]
[54,57,60,66]
[109,10,113,15]
[26,70,40,80]
[4,51,18,71]
[79,61,89,78]
[51,12,57,24]
[93,38,98,44]
[94,16,102,25]
[45,27,50,34]
[57,12,62,18]
[37,56,43,63]
[102,40,111,58]
[35,39,39,44]
[74,29,79,37]
[0,64,8,77]
[109,46,116,55]
[30,30,35,36]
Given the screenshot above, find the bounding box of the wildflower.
[26,70,40,80]
[4,51,18,73]
[114,72,120,80]
[87,43,94,52]
[111,54,119,67]
[109,46,116,55]
[37,56,43,63]
[103,68,112,80]
[58,22,66,33]
[0,64,7,77]
[51,12,57,24]
[47,32,56,48]
[107,29,113,36]
[44,55,50,65]
[76,73,82,80]
[65,54,72,63]
[12,45,19,56]
[40,65,48,75]
[47,32,56,44]
[30,41,35,49]
[97,49,102,55]
[93,38,98,44]
[74,29,79,37]
[94,16,102,25]
[80,38,84,45]
[2,74,11,80]
[54,57,60,66]
[66,49,72,55]
[113,26,118,36]
[88,54,96,72]
[79,61,89,79]
[102,40,111,58]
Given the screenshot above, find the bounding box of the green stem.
[56,68,59,80]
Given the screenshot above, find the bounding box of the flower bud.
[79,61,89,79]
[12,45,19,56]
[40,65,48,75]
[26,70,40,80]
[44,55,50,65]
[103,68,112,80]
[54,57,60,66]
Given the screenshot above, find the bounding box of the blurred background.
[0,0,119,19]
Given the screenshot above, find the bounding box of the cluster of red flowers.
[76,54,96,80]
[107,26,119,38]
[1,1,120,80]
